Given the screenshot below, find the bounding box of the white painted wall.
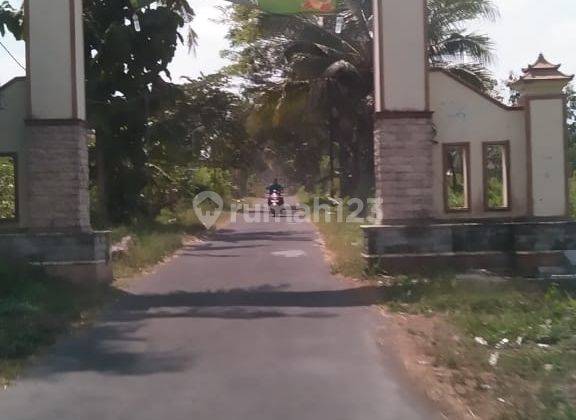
[28,0,85,120]
[378,0,427,111]
[529,99,567,217]
[0,78,28,226]
[73,0,86,120]
[429,70,528,219]
[0,79,26,153]
[372,0,383,112]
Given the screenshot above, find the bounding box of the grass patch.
[299,189,367,278]
[0,262,108,386]
[314,216,366,278]
[385,277,576,419]
[311,207,576,419]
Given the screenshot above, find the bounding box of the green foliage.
[447,174,467,208]
[447,186,466,208]
[487,176,504,208]
[112,228,184,279]
[314,213,576,418]
[317,217,366,278]
[193,167,232,200]
[304,195,367,277]
[224,3,375,197]
[223,0,498,197]
[383,277,576,418]
[428,0,498,91]
[0,156,16,220]
[85,0,195,223]
[388,279,576,345]
[0,1,22,39]
[0,262,106,382]
[138,74,259,213]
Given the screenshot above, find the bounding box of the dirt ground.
[379,309,510,420]
[317,229,513,419]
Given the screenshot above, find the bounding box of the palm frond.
[438,62,497,92]
[431,31,495,65]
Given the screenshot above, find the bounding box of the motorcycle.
[268,190,284,216]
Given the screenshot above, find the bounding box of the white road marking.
[271,250,307,258]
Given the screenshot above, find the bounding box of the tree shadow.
[27,322,192,377]
[117,284,381,313]
[23,283,382,378]
[208,229,315,244]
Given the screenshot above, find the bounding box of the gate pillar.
[372,0,434,222]
[25,0,89,232]
[0,0,112,284]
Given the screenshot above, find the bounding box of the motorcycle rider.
[267,178,285,206]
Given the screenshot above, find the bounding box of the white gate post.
[372,0,434,222]
[510,54,574,218]
[25,0,90,232]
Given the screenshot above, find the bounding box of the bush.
[193,167,233,202]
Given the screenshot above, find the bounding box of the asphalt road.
[0,212,439,420]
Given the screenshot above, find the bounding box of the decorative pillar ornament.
[510,54,574,218]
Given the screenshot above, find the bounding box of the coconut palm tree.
[226,0,498,196]
[428,0,498,90]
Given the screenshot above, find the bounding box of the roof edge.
[0,76,27,93]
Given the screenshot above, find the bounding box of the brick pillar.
[25,121,90,232]
[374,114,434,222]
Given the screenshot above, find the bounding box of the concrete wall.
[376,0,427,111]
[362,220,576,275]
[0,78,28,228]
[72,0,86,120]
[528,98,567,217]
[0,231,112,284]
[27,0,85,120]
[429,70,528,219]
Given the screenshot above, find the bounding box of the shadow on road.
[208,229,315,244]
[117,284,381,313]
[27,284,381,378]
[179,229,318,257]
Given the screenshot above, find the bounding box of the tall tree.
[223,0,499,197]
[146,73,264,203]
[84,0,195,223]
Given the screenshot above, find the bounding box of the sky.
[1,0,575,87]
